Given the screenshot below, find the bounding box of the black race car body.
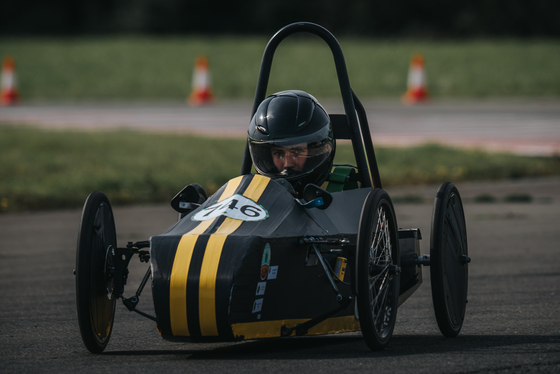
[151,174,422,342]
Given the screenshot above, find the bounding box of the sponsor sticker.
[261,244,271,280]
[252,298,263,313]
[256,282,266,296]
[192,194,268,222]
[268,265,278,280]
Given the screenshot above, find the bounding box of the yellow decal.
[243,174,269,199]
[198,219,243,335]
[169,176,243,336]
[169,234,199,336]
[219,176,244,202]
[198,174,270,336]
[231,316,361,339]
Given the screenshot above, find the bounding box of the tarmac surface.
[1,100,559,372]
[1,98,560,155]
[1,177,559,373]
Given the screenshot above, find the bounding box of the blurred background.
[2,5,560,372]
[1,0,559,100]
[1,0,559,211]
[3,0,560,37]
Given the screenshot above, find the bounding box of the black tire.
[430,182,469,338]
[76,191,117,353]
[356,189,400,351]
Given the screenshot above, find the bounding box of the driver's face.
[271,143,308,172]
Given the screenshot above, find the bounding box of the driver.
[247,90,335,195]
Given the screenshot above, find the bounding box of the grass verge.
[1,125,559,212]
[1,37,559,99]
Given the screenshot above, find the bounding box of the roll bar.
[240,22,382,189]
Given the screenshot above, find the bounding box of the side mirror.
[302,184,333,210]
[171,184,207,214]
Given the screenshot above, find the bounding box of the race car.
[75,21,470,354]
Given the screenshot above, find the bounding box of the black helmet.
[248,90,335,192]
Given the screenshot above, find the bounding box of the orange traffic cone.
[402,53,429,105]
[188,55,214,106]
[1,56,20,106]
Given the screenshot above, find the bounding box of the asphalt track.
[1,100,559,372]
[1,98,560,155]
[1,177,559,373]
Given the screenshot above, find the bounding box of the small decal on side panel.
[256,282,266,296]
[268,265,278,280]
[260,243,271,280]
[252,298,263,313]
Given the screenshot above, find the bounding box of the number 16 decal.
[192,194,269,222]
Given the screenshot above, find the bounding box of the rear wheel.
[75,191,117,353]
[430,182,469,338]
[356,189,400,351]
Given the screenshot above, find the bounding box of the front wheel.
[75,191,117,353]
[356,189,400,351]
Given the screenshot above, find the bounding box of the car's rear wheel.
[356,189,400,351]
[75,191,117,353]
[430,182,469,338]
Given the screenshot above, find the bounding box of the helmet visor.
[249,130,333,181]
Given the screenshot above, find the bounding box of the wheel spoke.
[370,215,383,257]
[368,205,394,336]
[357,190,399,350]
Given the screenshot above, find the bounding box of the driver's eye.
[291,148,303,156]
[272,150,285,158]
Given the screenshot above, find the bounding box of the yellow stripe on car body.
[169,176,244,336]
[198,174,270,336]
